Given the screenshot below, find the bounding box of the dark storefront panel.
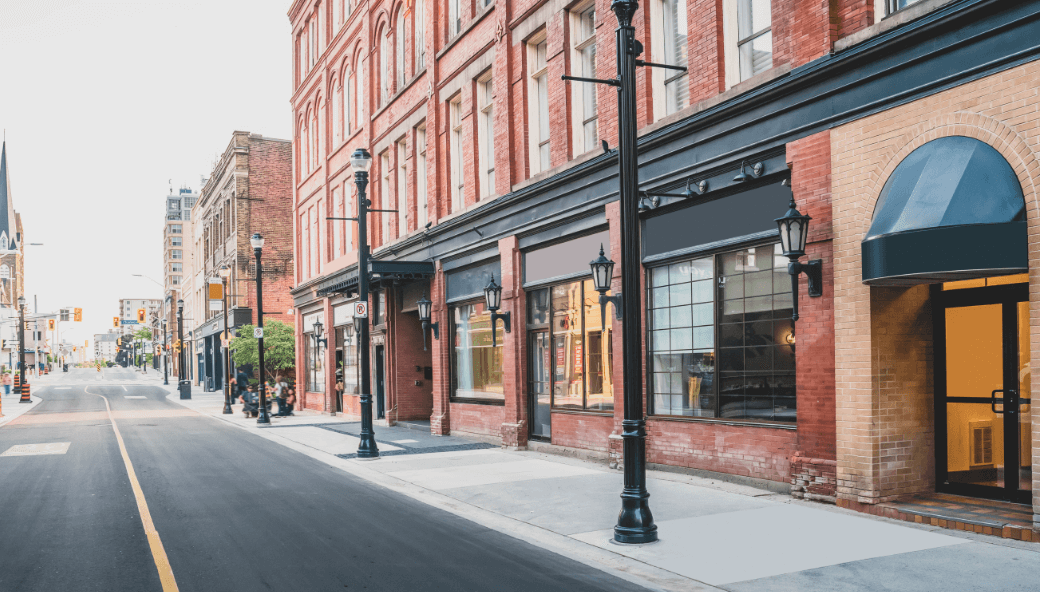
[446,259,501,303]
[524,230,610,286]
[642,182,790,262]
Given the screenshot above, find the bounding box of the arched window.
[333,77,342,146]
[396,6,407,87]
[0,264,10,280]
[345,66,354,136]
[379,26,390,105]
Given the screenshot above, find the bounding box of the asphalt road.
[0,368,650,592]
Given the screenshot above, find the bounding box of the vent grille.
[970,422,994,467]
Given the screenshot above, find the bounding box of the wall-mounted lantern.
[417,293,439,351]
[312,319,328,350]
[590,244,623,329]
[484,275,511,347]
[776,197,822,321]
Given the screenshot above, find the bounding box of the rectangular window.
[305,337,325,393]
[477,72,495,199]
[171,276,181,285]
[345,69,354,135]
[171,237,182,246]
[170,224,182,233]
[875,0,925,18]
[312,202,321,274]
[451,301,505,401]
[374,290,386,326]
[417,125,428,227]
[647,243,794,422]
[449,96,463,212]
[571,5,598,155]
[397,138,408,237]
[345,185,354,254]
[171,263,182,272]
[736,0,771,82]
[171,249,182,259]
[380,151,391,242]
[415,0,425,70]
[449,0,461,36]
[303,210,311,279]
[528,279,613,411]
[332,185,343,257]
[662,0,688,115]
[528,37,550,174]
[337,326,359,396]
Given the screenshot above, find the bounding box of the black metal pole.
[17,305,27,402]
[178,303,190,399]
[255,243,270,425]
[612,0,657,544]
[222,277,232,414]
[355,163,379,458]
[163,320,169,385]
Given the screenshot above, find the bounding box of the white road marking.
[54,387,71,390]
[125,396,147,400]
[122,385,128,391]
[391,439,419,444]
[1,442,71,456]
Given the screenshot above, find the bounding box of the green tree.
[134,328,153,340]
[229,320,295,382]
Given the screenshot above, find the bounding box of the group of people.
[231,369,297,418]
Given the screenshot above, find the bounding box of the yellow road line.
[85,387,179,592]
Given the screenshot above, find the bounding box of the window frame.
[380,150,391,242]
[396,6,407,88]
[527,34,550,175]
[476,70,495,199]
[396,137,408,237]
[449,95,464,212]
[570,3,598,156]
[416,124,428,228]
[645,239,796,426]
[449,298,506,405]
[449,0,461,37]
[415,0,425,70]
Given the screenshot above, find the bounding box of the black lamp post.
[177,299,190,399]
[162,319,169,385]
[775,197,822,321]
[351,148,379,458]
[17,295,27,402]
[251,233,271,425]
[483,276,510,348]
[416,293,439,351]
[219,265,233,414]
[312,319,328,394]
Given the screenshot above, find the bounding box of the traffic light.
[137,308,146,323]
[74,308,82,322]
[113,316,119,328]
[73,346,77,352]
[48,319,55,330]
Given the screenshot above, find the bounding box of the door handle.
[992,389,1005,414]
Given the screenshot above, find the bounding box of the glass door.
[529,331,551,439]
[937,283,1031,503]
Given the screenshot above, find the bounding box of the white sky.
[0,0,292,350]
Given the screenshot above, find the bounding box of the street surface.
[0,368,650,592]
[2,368,1040,592]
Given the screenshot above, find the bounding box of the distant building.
[164,186,197,294]
[187,131,294,391]
[0,142,25,370]
[118,298,161,334]
[93,332,119,363]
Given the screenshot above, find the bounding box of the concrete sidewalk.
[158,380,1040,591]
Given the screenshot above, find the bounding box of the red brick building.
[188,132,295,391]
[287,0,1040,529]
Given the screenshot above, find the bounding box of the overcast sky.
[0,0,292,350]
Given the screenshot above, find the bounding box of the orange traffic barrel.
[19,382,30,403]
[13,374,21,394]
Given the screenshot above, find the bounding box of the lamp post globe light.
[218,265,233,415]
[177,298,190,399]
[350,147,379,458]
[483,276,511,347]
[17,295,27,402]
[775,198,822,321]
[251,233,271,425]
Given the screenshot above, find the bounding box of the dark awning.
[862,136,1027,285]
[315,260,435,297]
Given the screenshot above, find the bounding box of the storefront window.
[304,336,325,393]
[649,243,794,422]
[528,279,613,411]
[451,301,505,401]
[336,327,359,396]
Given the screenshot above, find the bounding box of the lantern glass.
[17,296,25,308]
[353,315,364,335]
[775,199,811,259]
[313,320,324,340]
[250,233,265,249]
[176,299,184,312]
[484,276,502,311]
[351,148,373,173]
[218,265,231,279]
[417,295,432,322]
[589,245,614,293]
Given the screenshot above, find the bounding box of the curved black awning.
[862,136,1027,285]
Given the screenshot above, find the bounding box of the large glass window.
[305,336,325,393]
[662,0,688,115]
[451,301,505,401]
[571,5,597,154]
[336,326,359,396]
[528,37,550,174]
[477,71,495,198]
[736,0,771,82]
[528,279,613,411]
[648,243,794,422]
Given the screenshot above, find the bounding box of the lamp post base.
[614,419,657,544]
[178,381,191,400]
[222,399,233,414]
[357,393,380,458]
[256,405,271,425]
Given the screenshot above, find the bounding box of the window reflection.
[451,301,505,401]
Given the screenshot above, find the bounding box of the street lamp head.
[313,319,324,341]
[250,233,265,250]
[417,293,433,323]
[484,275,503,312]
[177,299,184,313]
[218,265,231,279]
[344,320,355,338]
[350,148,373,173]
[589,244,615,294]
[775,197,811,260]
[352,314,365,335]
[17,295,25,309]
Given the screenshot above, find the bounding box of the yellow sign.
[208,282,224,300]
